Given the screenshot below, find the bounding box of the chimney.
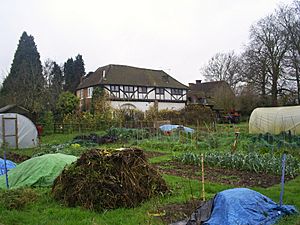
[196,80,202,84]
[103,70,106,79]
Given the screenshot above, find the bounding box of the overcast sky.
[0,0,293,86]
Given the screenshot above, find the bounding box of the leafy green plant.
[56,92,79,119]
[175,152,300,177]
[32,140,97,157]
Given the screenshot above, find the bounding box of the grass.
[256,175,300,224]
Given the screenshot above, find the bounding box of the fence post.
[279,153,286,207]
[201,153,205,201]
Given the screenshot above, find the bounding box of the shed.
[249,106,300,134]
[0,113,39,148]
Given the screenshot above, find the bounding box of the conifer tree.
[1,31,45,112]
[63,54,85,93]
[63,58,74,92]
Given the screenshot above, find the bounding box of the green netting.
[0,153,77,189]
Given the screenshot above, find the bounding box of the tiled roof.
[77,64,187,90]
[188,81,233,98]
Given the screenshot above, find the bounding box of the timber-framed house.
[76,64,188,112]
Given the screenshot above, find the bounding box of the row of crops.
[174,152,300,178]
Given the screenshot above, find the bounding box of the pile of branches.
[74,133,118,144]
[52,148,168,211]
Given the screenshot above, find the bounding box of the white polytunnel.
[249,106,300,135]
[0,113,39,148]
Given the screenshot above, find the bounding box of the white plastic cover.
[0,113,38,148]
[249,106,300,134]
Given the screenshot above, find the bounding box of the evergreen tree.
[63,58,74,92]
[63,54,85,93]
[74,54,85,78]
[51,62,64,96]
[1,31,45,112]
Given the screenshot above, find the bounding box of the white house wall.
[110,101,185,112]
[111,101,152,111]
[157,102,185,111]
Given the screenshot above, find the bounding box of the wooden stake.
[201,153,205,201]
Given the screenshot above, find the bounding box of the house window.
[124,86,134,93]
[171,89,183,95]
[155,88,165,100]
[110,85,120,98]
[87,87,93,98]
[155,88,164,95]
[111,85,119,92]
[200,98,207,104]
[138,87,147,93]
[79,89,83,99]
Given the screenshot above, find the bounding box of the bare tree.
[201,51,241,92]
[240,43,272,105]
[277,1,300,104]
[249,13,289,106]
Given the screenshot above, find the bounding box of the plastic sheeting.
[203,188,298,225]
[0,113,39,148]
[249,106,300,135]
[0,158,16,176]
[159,124,194,133]
[0,153,77,189]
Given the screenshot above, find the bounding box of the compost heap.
[52,148,168,211]
[0,153,77,189]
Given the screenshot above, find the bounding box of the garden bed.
[153,161,294,188]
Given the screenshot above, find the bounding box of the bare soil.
[151,199,203,225]
[153,160,293,188]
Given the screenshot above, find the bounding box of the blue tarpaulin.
[0,158,16,176]
[203,188,298,225]
[159,124,194,133]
